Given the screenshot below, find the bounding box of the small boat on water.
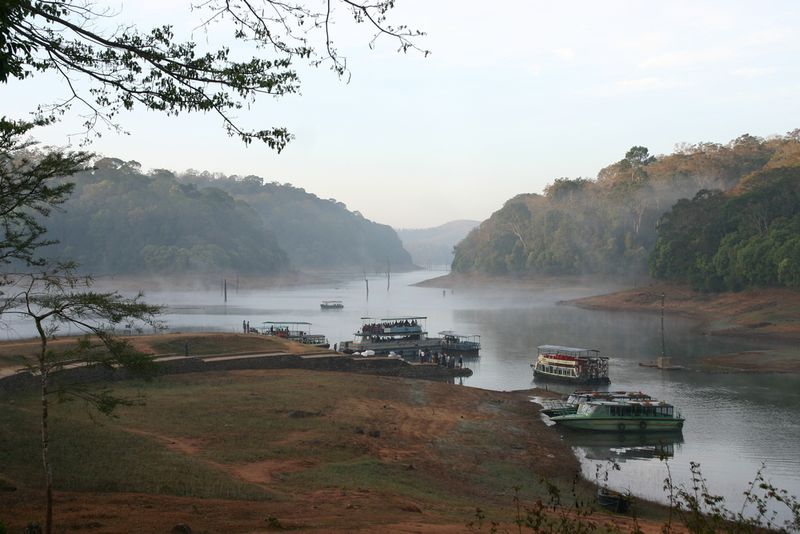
[540,391,654,417]
[532,345,610,385]
[261,321,330,348]
[320,300,344,310]
[438,331,481,355]
[549,399,684,432]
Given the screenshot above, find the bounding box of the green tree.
[0,118,90,269]
[1,0,426,149]
[3,264,161,534]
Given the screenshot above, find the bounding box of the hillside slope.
[180,173,414,271]
[396,219,479,267]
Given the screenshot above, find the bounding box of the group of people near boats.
[417,349,463,369]
[361,319,419,335]
[365,334,421,342]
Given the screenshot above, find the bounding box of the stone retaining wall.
[0,353,471,395]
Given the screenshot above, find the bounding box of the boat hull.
[533,368,611,385]
[550,416,684,432]
[339,338,442,357]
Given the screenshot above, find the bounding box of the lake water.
[5,269,799,524]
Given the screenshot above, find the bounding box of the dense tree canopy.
[0,0,425,148]
[178,171,414,271]
[651,167,800,291]
[0,117,90,269]
[42,159,289,274]
[453,132,800,289]
[28,160,413,274]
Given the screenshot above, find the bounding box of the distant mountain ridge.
[396,220,480,267]
[44,158,289,274]
[179,173,414,271]
[39,158,413,275]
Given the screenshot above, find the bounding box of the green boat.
[549,399,684,432]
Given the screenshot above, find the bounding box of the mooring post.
[660,292,666,358]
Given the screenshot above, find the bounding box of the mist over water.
[4,269,799,520]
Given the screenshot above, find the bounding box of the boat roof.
[322,300,342,304]
[538,344,599,354]
[585,399,674,407]
[438,331,480,338]
[262,321,312,326]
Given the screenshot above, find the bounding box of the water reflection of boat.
[564,429,683,462]
[261,321,330,348]
[551,400,684,432]
[531,345,610,385]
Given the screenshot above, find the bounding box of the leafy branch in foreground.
[1,0,428,148]
[0,117,90,269]
[466,460,799,534]
[2,263,161,534]
[663,461,800,534]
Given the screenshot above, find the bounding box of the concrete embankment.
[0,352,472,395]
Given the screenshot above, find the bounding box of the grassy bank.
[3,346,785,531]
[1,368,656,532]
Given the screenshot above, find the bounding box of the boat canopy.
[538,345,602,358]
[439,331,480,341]
[262,321,312,326]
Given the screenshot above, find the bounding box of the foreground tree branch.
[0,0,428,148]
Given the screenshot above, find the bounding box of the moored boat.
[438,331,481,355]
[320,300,344,310]
[549,399,684,432]
[261,321,330,348]
[540,391,654,417]
[532,345,610,385]
[338,316,441,357]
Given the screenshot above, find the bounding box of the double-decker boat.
[261,321,329,348]
[320,300,344,310]
[540,390,653,417]
[532,345,610,385]
[549,399,684,432]
[438,331,481,355]
[338,316,442,357]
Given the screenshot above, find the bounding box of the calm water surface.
[7,270,799,520]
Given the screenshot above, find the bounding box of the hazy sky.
[4,1,800,228]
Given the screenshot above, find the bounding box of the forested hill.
[397,220,480,267]
[453,132,800,290]
[176,172,414,271]
[43,158,289,274]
